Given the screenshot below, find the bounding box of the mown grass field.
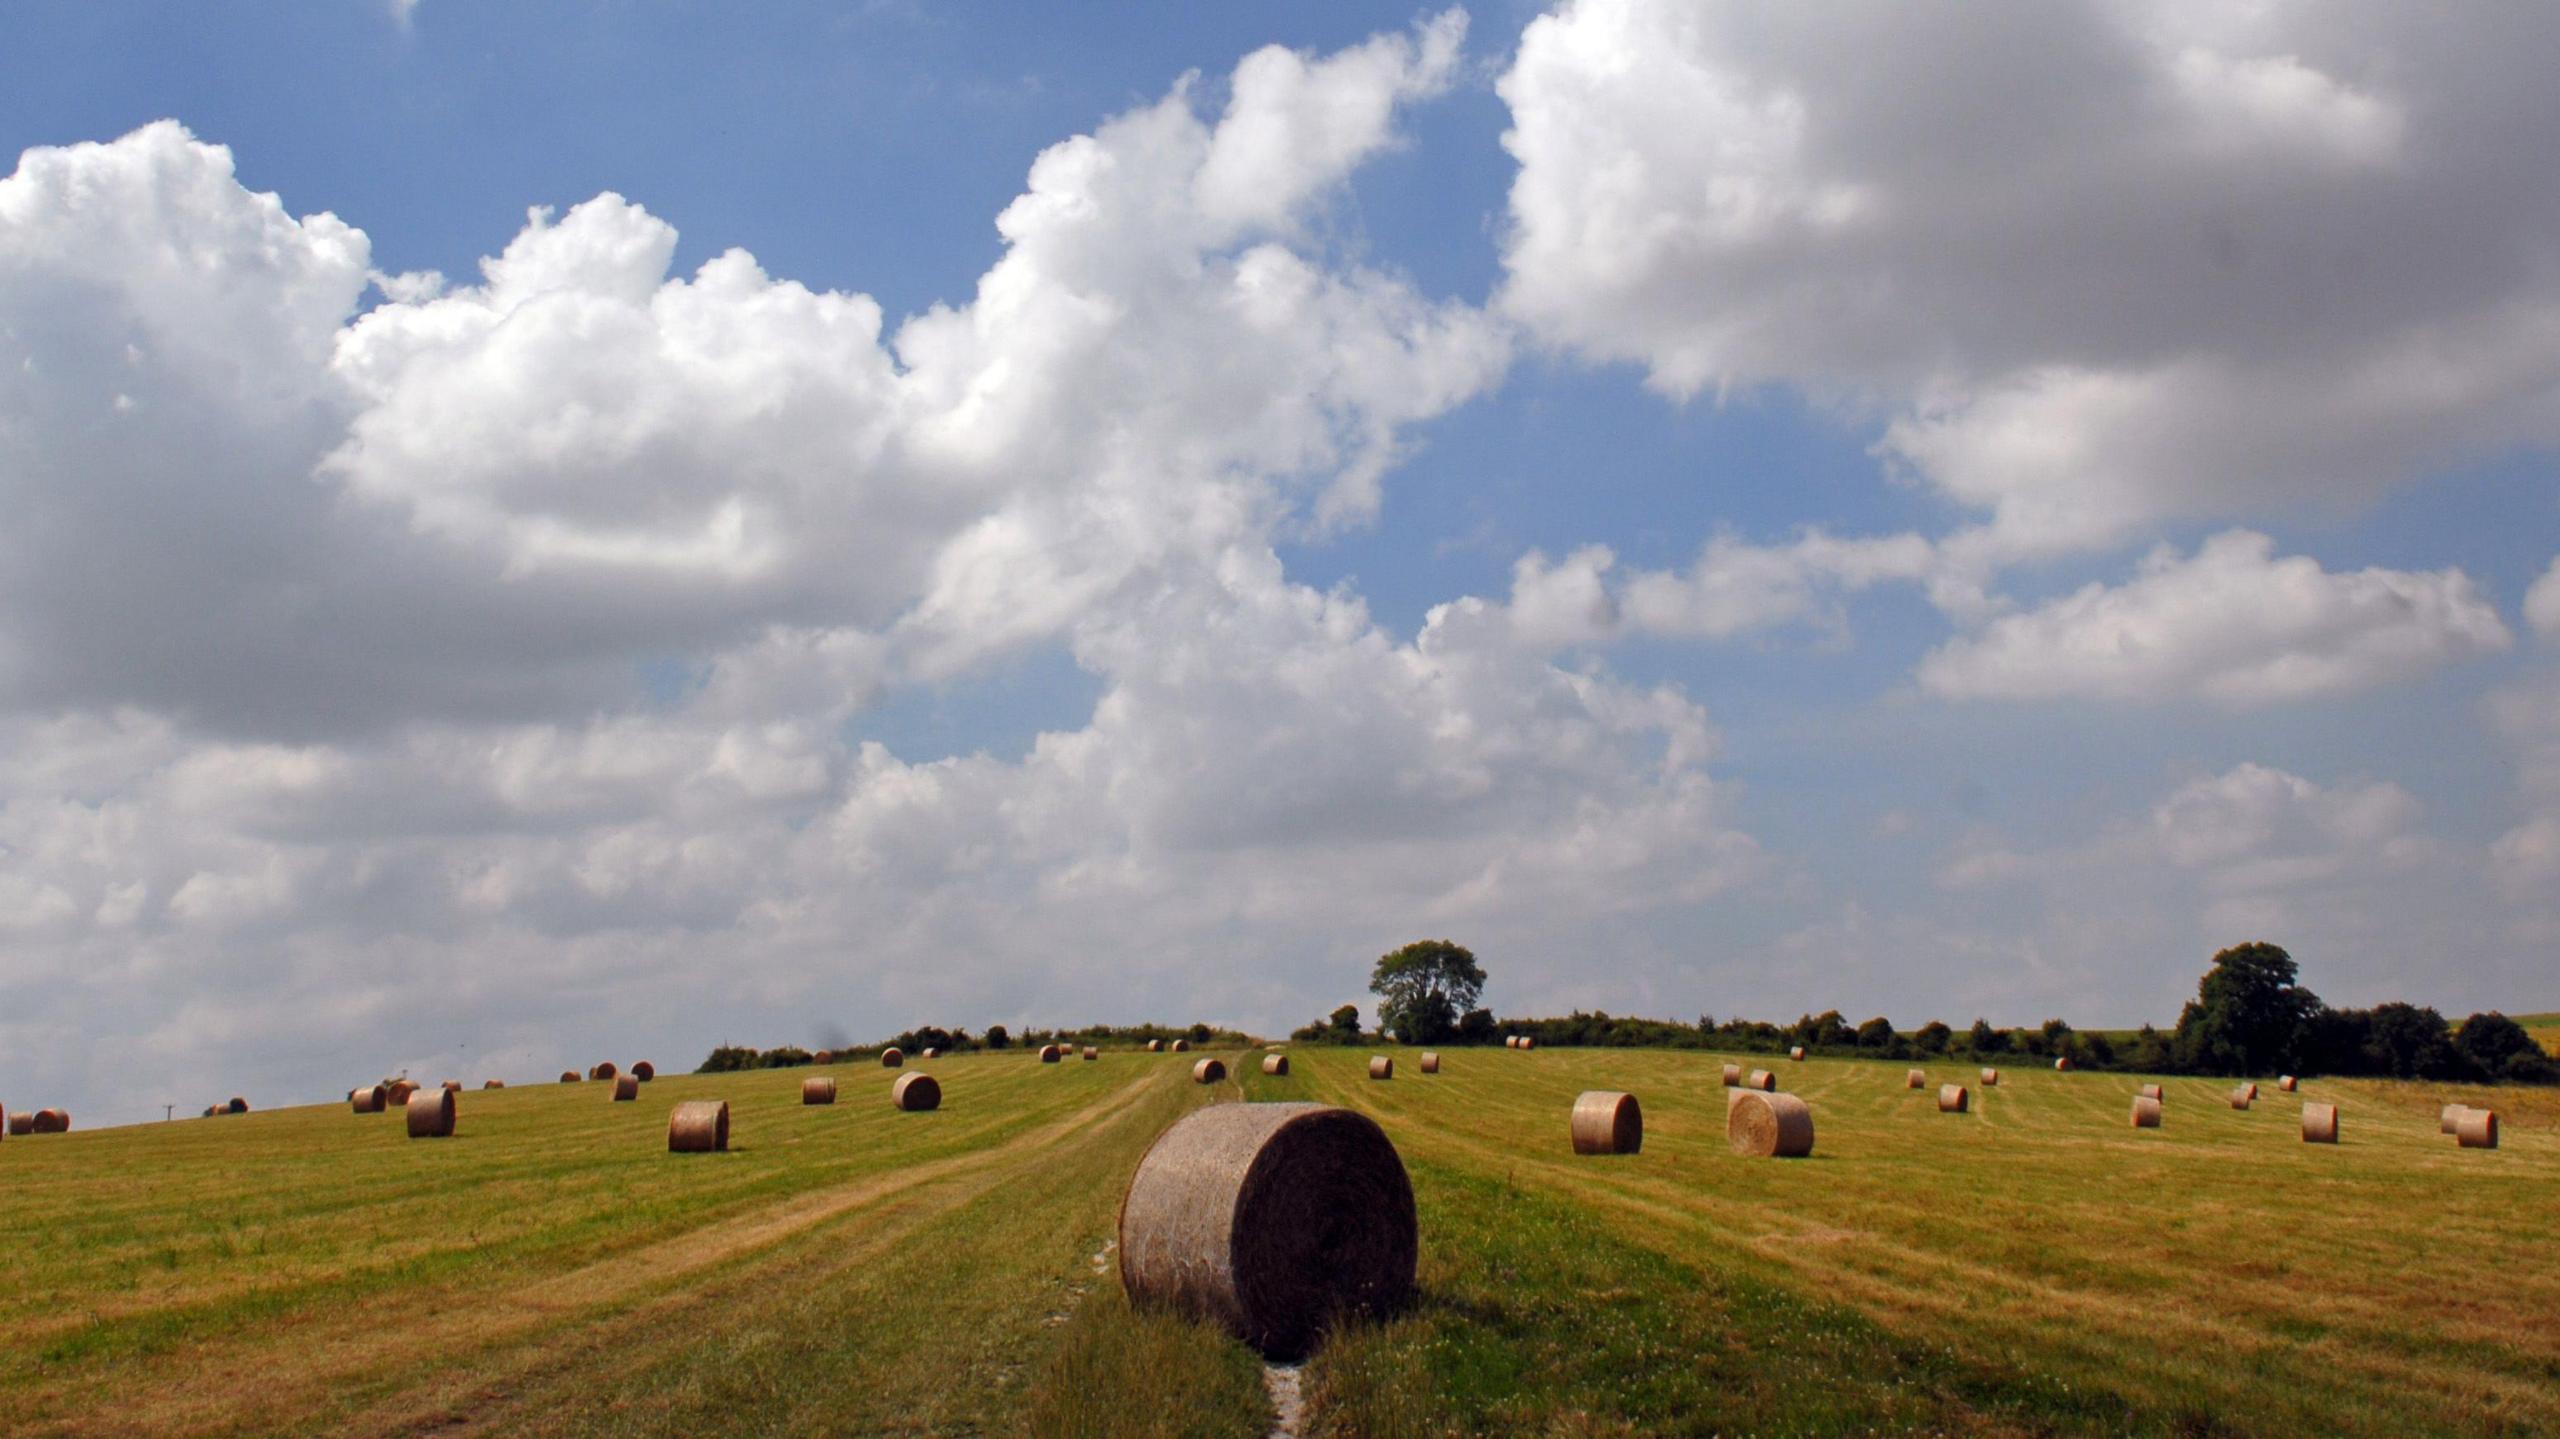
[3,1048,2553,1437]
[2515,1011,2560,1059]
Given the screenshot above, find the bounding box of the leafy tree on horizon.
[1370,939,1487,1045]
[2172,941,2321,1075]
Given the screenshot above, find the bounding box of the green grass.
[2512,1012,2560,1059]
[4,1047,2556,1435]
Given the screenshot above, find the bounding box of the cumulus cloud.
[1916,531,2509,706]
[1498,0,2560,554]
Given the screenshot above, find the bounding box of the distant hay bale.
[1518,1037,1535,1051]
[1980,1068,2001,1087]
[880,1048,904,1068]
[1728,1090,1815,1158]
[1368,1056,1393,1081]
[440,1081,460,1093]
[1040,1044,1062,1063]
[1146,1039,1163,1052]
[202,1106,218,1118]
[1262,1054,1289,1076]
[1172,1039,1192,1053]
[591,1062,618,1081]
[1906,1069,1926,1089]
[1419,1052,1439,1074]
[613,1075,639,1102]
[225,1096,248,1113]
[33,1108,69,1133]
[484,1080,504,1089]
[668,1099,729,1153]
[1789,1046,1806,1061]
[351,1085,385,1114]
[1505,1036,1519,1049]
[813,1050,834,1065]
[1569,1091,1642,1155]
[922,1048,940,1060]
[633,1062,655,1082]
[405,1086,456,1139]
[2054,1057,2073,1071]
[7,1112,31,1136]
[2440,1103,2470,1135]
[1938,1084,1969,1113]
[2301,1101,2339,1144]
[892,1072,941,1111]
[803,1076,836,1105]
[2131,1095,2163,1128]
[1722,1063,1742,1087]
[2229,1089,2253,1110]
[1117,1101,1415,1361]
[2137,1083,2163,1102]
[2279,1075,2297,1092]
[2456,1108,2499,1150]
[2240,1082,2259,1102]
[1745,1068,1776,1091]
[1192,1057,1227,1084]
[385,1081,418,1107]
[1084,1047,1098,1061]
[560,1071,580,1083]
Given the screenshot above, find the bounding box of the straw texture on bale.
[1728,1090,1814,1158]
[613,1075,640,1102]
[668,1099,729,1153]
[351,1085,386,1114]
[591,1062,617,1081]
[560,1071,580,1083]
[2135,1083,2162,1102]
[1745,1068,1776,1091]
[803,1076,836,1105]
[880,1048,904,1068]
[405,1086,456,1139]
[2456,1108,2499,1149]
[1172,1039,1191,1052]
[1117,1102,1416,1362]
[386,1080,418,1107]
[633,1062,655,1082]
[2301,1101,2339,1143]
[1981,1068,2000,1086]
[2440,1103,2470,1135]
[892,1072,941,1111]
[2279,1075,2297,1092]
[1938,1084,1969,1113]
[1721,1062,1742,1087]
[1146,1039,1163,1052]
[1262,1054,1289,1076]
[1192,1057,1227,1084]
[1569,1091,1642,1155]
[1368,1056,1393,1080]
[2131,1095,2163,1128]
[1040,1044,1062,1063]
[1789,1046,1806,1061]
[7,1112,30,1136]
[1419,1052,1439,1074]
[1905,1069,1925,1089]
[1084,1047,1098,1060]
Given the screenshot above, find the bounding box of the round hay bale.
[2279,1075,2297,1092]
[2229,1089,2253,1110]
[668,1099,729,1153]
[2440,1103,2470,1135]
[1084,1047,1099,1061]
[1721,1062,1742,1087]
[1504,1036,1518,1049]
[2456,1108,2499,1150]
[2054,1057,2073,1071]
[6,1112,31,1136]
[1262,1054,1290,1076]
[484,1079,505,1089]
[1745,1068,1776,1091]
[1172,1038,1192,1053]
[1569,1091,1642,1155]
[202,1106,218,1118]
[1146,1039,1163,1052]
[225,1096,248,1113]
[1192,1057,1227,1084]
[1518,1036,1536,1051]
[813,1050,835,1065]
[880,1048,904,1069]
[560,1071,580,1083]
[385,1080,418,1107]
[34,1108,69,1132]
[803,1076,837,1105]
[612,1075,639,1102]
[351,1085,386,1114]
[2130,1095,2163,1128]
[405,1086,456,1139]
[1419,1052,1440,1074]
[1905,1069,1926,1089]
[1728,1090,1814,1158]
[1117,1101,1415,1361]
[1040,1044,1062,1064]
[591,1062,617,1081]
[1789,1045,1806,1062]
[2137,1083,2163,1102]
[2301,1101,2339,1144]
[922,1047,940,1060]
[1937,1084,1969,1113]
[1980,1068,2000,1086]
[1368,1056,1393,1081]
[2240,1082,2259,1102]
[632,1062,655,1082]
[440,1081,461,1093]
[892,1072,941,1111]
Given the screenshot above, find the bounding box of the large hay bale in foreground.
[2131,1095,2163,1128]
[1744,1068,1776,1091]
[668,1099,729,1153]
[892,1072,941,1111]
[633,1062,656,1082]
[2301,1101,2339,1144]
[351,1085,386,1114]
[2440,1103,2470,1135]
[1980,1068,2001,1087]
[880,1048,904,1069]
[405,1086,455,1139]
[1368,1056,1393,1081]
[2278,1075,2297,1092]
[1906,1069,1926,1089]
[1722,1063,1742,1087]
[1171,1038,1192,1053]
[1938,1084,1969,1113]
[803,1076,836,1105]
[2136,1083,2163,1102]
[1192,1057,1227,1084]
[1118,1102,1415,1361]
[1039,1044,1062,1064]
[2456,1108,2499,1150]
[1569,1091,1642,1155]
[1262,1054,1290,1076]
[613,1075,640,1102]
[1729,1090,1814,1158]
[1419,1052,1439,1074]
[590,1062,617,1081]
[7,1112,31,1136]
[1789,1046,1806,1062]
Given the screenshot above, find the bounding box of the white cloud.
[1917,530,2509,706]
[1498,0,2560,554]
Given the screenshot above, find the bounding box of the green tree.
[984,1024,1010,1050]
[2171,941,2321,1075]
[1913,1020,1952,1054]
[1855,1016,1895,1049]
[2453,1012,2539,1078]
[1369,939,1487,1045]
[1327,1004,1363,1040]
[1967,1018,2005,1054]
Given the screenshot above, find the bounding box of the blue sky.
[3,3,2556,1125]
